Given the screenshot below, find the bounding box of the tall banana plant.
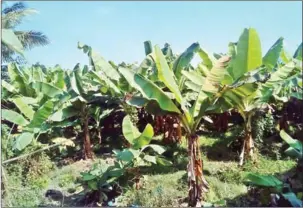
[224,33,301,165]
[48,62,124,159]
[117,41,239,206]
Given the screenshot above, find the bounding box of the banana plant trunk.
[82,107,93,159]
[239,113,254,166]
[187,134,209,207]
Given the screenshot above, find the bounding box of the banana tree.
[58,41,139,158]
[48,62,122,159]
[117,39,240,206]
[1,63,67,152]
[218,31,302,165]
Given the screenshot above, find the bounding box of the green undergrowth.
[2,132,297,207]
[113,133,296,207]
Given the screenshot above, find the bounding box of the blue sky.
[4,1,303,69]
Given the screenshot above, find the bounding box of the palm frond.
[15,31,50,50]
[2,8,37,29]
[2,2,26,14]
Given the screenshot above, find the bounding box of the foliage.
[2,151,54,207]
[1,26,302,207]
[79,116,170,205]
[244,173,302,207]
[1,123,15,161]
[80,159,123,204]
[243,131,303,207]
[280,130,303,160]
[252,112,275,145]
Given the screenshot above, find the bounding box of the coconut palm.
[1,2,49,64]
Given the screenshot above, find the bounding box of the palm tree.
[1,2,49,64]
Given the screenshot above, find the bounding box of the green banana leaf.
[10,96,35,120]
[172,42,200,80]
[78,42,121,81]
[28,100,54,128]
[1,109,29,126]
[231,28,262,80]
[13,132,35,151]
[134,74,181,114]
[263,37,284,70]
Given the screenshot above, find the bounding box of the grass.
[116,171,187,207]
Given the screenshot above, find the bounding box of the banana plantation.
[1,27,303,207]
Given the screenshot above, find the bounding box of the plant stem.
[2,137,76,165]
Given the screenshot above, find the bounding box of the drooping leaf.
[32,82,64,98]
[125,96,149,108]
[232,28,262,80]
[280,130,302,159]
[1,109,29,126]
[118,67,141,91]
[13,132,35,151]
[50,106,78,122]
[144,100,177,116]
[143,155,157,164]
[28,101,54,128]
[134,74,181,114]
[264,61,296,86]
[10,96,35,120]
[244,173,283,189]
[172,42,200,80]
[90,70,121,95]
[2,80,17,93]
[78,42,121,81]
[181,70,205,85]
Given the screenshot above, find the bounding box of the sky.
[3,1,303,69]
